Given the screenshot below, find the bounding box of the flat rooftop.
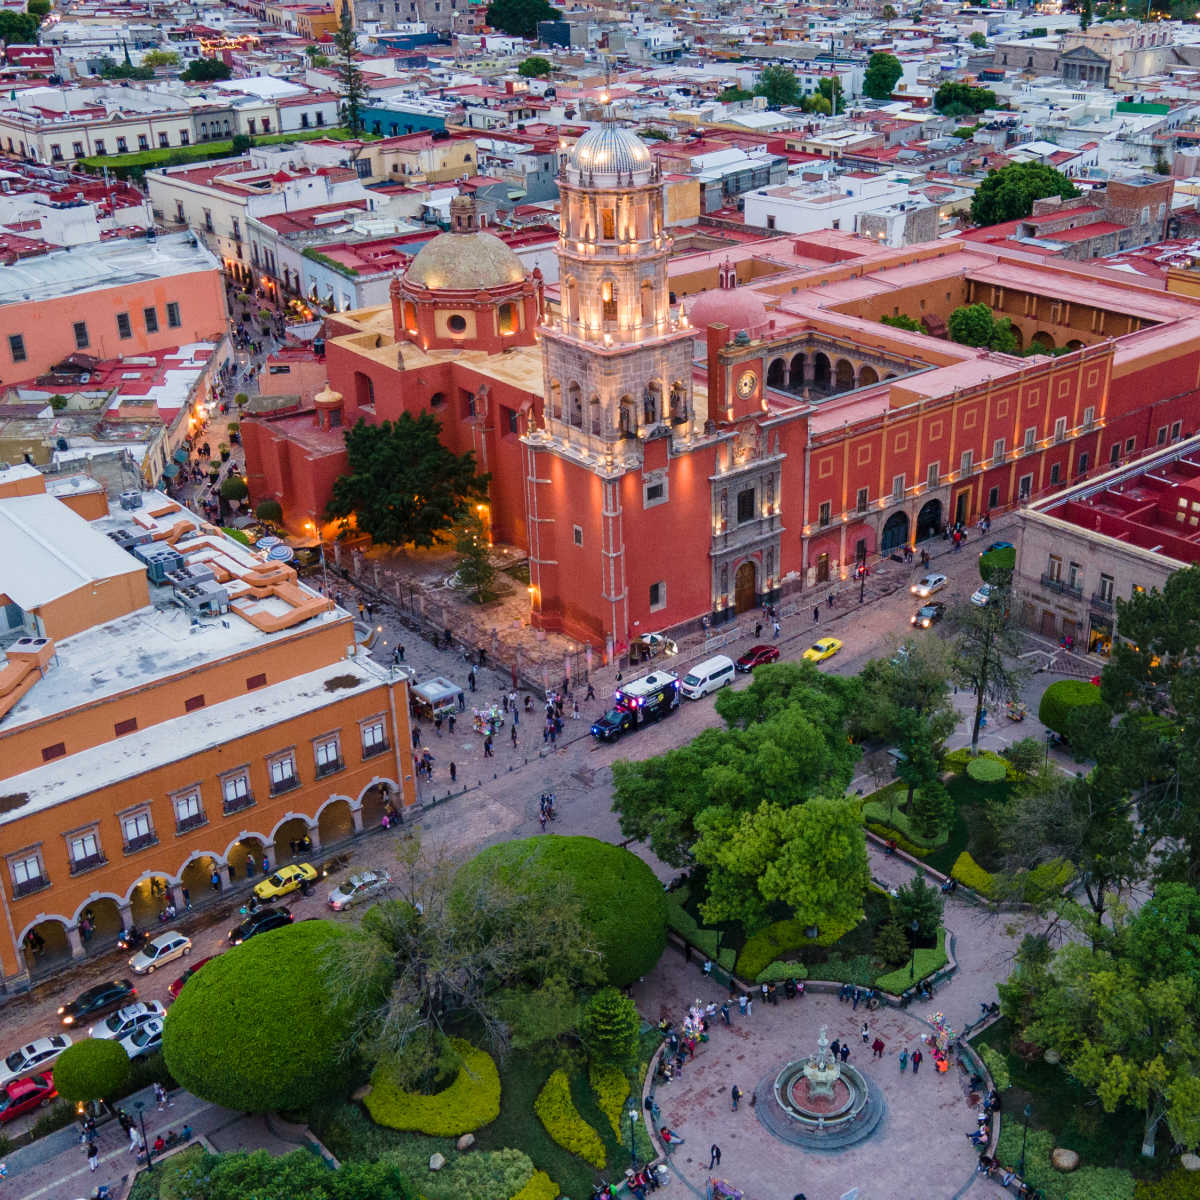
[0,231,220,306]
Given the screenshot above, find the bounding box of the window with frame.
[268,752,298,794]
[174,200,185,222]
[960,450,973,475]
[1083,406,1095,428]
[1110,443,1121,465]
[173,789,205,833]
[649,581,666,612]
[166,302,181,328]
[818,500,831,527]
[1125,437,1136,454]
[992,437,1006,464]
[314,736,343,777]
[1054,417,1067,443]
[1078,451,1089,475]
[116,312,132,340]
[9,334,25,363]
[1049,462,1061,485]
[856,486,869,514]
[1067,561,1083,591]
[221,770,253,814]
[73,141,84,157]
[73,321,89,349]
[9,850,46,896]
[1098,574,1114,602]
[644,479,668,509]
[50,144,62,161]
[361,718,388,758]
[137,134,148,150]
[1018,473,1033,500]
[1171,421,1182,441]
[572,524,583,547]
[121,810,155,853]
[94,139,106,155]
[68,829,104,872]
[891,474,905,502]
[116,137,128,153]
[736,488,755,524]
[144,307,159,334]
[1047,554,1063,582]
[987,486,999,510]
[159,132,170,148]
[1023,426,1037,452]
[926,462,940,489]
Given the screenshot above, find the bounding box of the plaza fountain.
[754,1025,886,1149]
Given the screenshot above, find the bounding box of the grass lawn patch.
[862,788,949,851]
[875,926,947,992]
[924,773,1005,876]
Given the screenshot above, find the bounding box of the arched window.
[643,381,661,425]
[589,396,602,436]
[354,372,375,408]
[567,383,583,428]
[670,381,687,424]
[548,380,562,421]
[497,302,517,335]
[565,277,579,323]
[640,281,654,327]
[619,395,636,437]
[602,209,615,240]
[601,279,617,322]
[403,301,417,334]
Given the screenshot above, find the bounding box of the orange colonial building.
[243,122,1200,657]
[0,464,413,989]
[0,233,227,382]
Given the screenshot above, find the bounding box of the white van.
[680,654,735,700]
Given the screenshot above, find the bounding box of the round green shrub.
[978,545,1015,582]
[1038,679,1103,738]
[459,836,667,987]
[164,920,386,1112]
[966,755,1007,783]
[365,1037,500,1135]
[53,1037,131,1104]
[254,499,283,524]
[219,475,249,502]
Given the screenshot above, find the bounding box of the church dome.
[687,286,769,337]
[566,123,652,185]
[404,230,525,292]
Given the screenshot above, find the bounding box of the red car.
[736,644,780,672]
[167,955,216,1001]
[0,1072,56,1123]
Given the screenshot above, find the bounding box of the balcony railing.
[13,874,50,898]
[70,853,108,875]
[222,792,255,816]
[269,775,300,797]
[1090,593,1114,613]
[1040,574,1083,599]
[315,757,344,779]
[362,740,390,760]
[175,812,207,835]
[122,833,158,856]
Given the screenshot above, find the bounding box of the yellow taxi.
[802,637,843,663]
[253,862,318,902]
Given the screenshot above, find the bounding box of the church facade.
[243,122,1200,657]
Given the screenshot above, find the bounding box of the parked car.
[58,979,137,1027]
[118,1019,163,1060]
[980,541,1014,556]
[128,931,191,975]
[253,862,319,902]
[910,573,948,598]
[327,870,392,912]
[90,1001,165,1041]
[0,1036,71,1088]
[911,602,946,629]
[736,645,781,672]
[802,637,843,663]
[168,956,216,1001]
[0,1072,57,1124]
[970,583,993,607]
[228,907,293,946]
[590,707,636,743]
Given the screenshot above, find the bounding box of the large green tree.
[581,987,640,1066]
[52,1038,130,1106]
[755,64,801,108]
[970,162,1082,226]
[485,0,560,38]
[180,56,231,82]
[326,412,490,547]
[333,4,365,135]
[802,77,843,118]
[172,1149,411,1200]
[693,795,870,932]
[1003,889,1200,1157]
[947,303,1018,352]
[517,55,552,78]
[0,10,38,42]
[611,662,860,866]
[454,509,497,603]
[949,584,1027,753]
[933,81,996,116]
[26,0,50,18]
[164,920,386,1112]
[863,52,903,100]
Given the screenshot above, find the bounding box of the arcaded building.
[244,120,1200,658]
[0,465,413,989]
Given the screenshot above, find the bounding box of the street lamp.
[628,1106,640,1170]
[135,1099,152,1171]
[909,918,921,985]
[1019,1103,1033,1177]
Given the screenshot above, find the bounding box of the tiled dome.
[686,287,769,337]
[404,230,525,292]
[567,123,652,185]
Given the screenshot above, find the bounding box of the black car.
[911,602,946,629]
[228,907,293,946]
[57,978,136,1027]
[590,707,636,743]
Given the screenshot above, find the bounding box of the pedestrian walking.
[720,1002,731,1025]
[468,667,476,692]
[128,1126,142,1154]
[830,1039,841,1061]
[709,1144,722,1169]
[448,713,456,733]
[117,1110,133,1135]
[871,1037,885,1059]
[181,886,190,910]
[396,643,405,661]
[572,700,580,719]
[484,737,494,758]
[772,619,781,640]
[754,620,763,638]
[852,986,860,1010]
[449,762,457,782]
[861,1022,869,1044]
[912,1049,922,1074]
[88,1141,99,1172]
[746,996,753,1017]
[155,1081,171,1110]
[245,853,256,877]
[812,605,820,622]
[585,681,595,701]
[898,1048,908,1072]
[738,993,747,1015]
[210,870,220,892]
[839,1044,850,1063]
[731,1085,741,1111]
[511,723,518,747]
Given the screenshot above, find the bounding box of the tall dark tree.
[863,52,903,100]
[970,162,1082,225]
[180,56,231,82]
[333,4,365,135]
[0,10,38,43]
[754,64,801,108]
[485,0,560,38]
[325,412,490,547]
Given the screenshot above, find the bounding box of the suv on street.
[228,907,294,946]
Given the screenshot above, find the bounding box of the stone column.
[67,926,85,959]
[307,824,322,852]
[218,863,232,890]
[118,902,133,930]
[350,807,364,834]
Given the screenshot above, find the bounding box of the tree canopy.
[863,52,903,101]
[718,85,754,103]
[949,585,1027,752]
[180,57,231,82]
[53,1037,130,1105]
[755,64,801,108]
[163,920,384,1112]
[333,5,364,135]
[969,31,988,48]
[518,55,552,78]
[0,10,39,43]
[802,77,843,117]
[933,81,996,117]
[485,0,560,38]
[159,1149,411,1200]
[611,662,860,867]
[26,0,50,17]
[947,303,1019,353]
[326,412,490,547]
[970,162,1082,226]
[581,987,640,1066]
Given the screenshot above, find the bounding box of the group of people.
[836,983,879,1009]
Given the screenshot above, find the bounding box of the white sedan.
[90,1001,165,1041]
[910,573,948,598]
[328,869,392,912]
[0,1035,72,1088]
[129,931,191,975]
[118,1019,164,1060]
[971,583,993,607]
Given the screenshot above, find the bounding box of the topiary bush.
[164,920,387,1112]
[966,755,1007,783]
[534,1068,606,1168]
[365,1038,500,1135]
[951,851,995,896]
[255,499,283,524]
[977,1043,1011,1091]
[460,836,667,987]
[1038,679,1103,739]
[219,475,248,502]
[979,545,1015,582]
[512,1171,561,1200]
[736,911,858,981]
[53,1036,131,1105]
[589,1062,629,1140]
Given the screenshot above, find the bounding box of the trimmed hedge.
[979,545,1015,582]
[737,916,843,979]
[1019,857,1074,901]
[365,1038,501,1135]
[1038,679,1103,738]
[865,821,931,858]
[966,755,1007,783]
[52,1037,131,1104]
[513,1172,561,1200]
[977,1043,1011,1090]
[534,1068,606,1168]
[589,1062,629,1141]
[874,926,947,992]
[435,1149,534,1200]
[951,850,995,896]
[461,837,667,987]
[944,747,1022,782]
[755,960,808,984]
